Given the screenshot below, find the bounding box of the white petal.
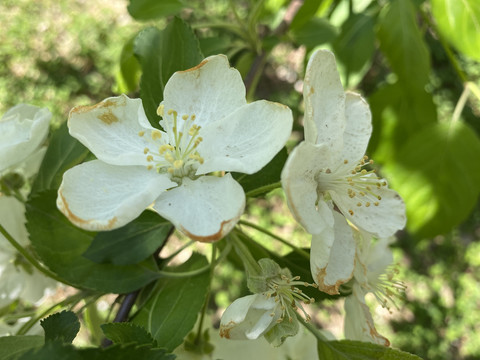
[303,49,345,155]
[0,104,50,172]
[220,294,277,340]
[331,184,406,238]
[68,95,162,166]
[162,55,246,129]
[197,100,293,174]
[310,212,355,294]
[344,289,390,346]
[0,196,29,248]
[57,160,176,231]
[153,174,245,242]
[342,92,372,164]
[365,236,394,283]
[281,142,334,234]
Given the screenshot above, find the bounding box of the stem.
[0,223,72,285]
[238,219,310,260]
[157,265,212,278]
[467,81,480,102]
[230,232,262,276]
[245,181,282,197]
[161,239,195,264]
[452,84,471,123]
[294,311,329,343]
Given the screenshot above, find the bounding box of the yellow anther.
[138,131,145,137]
[173,160,183,169]
[151,130,162,140]
[363,155,368,160]
[198,156,204,164]
[366,202,371,207]
[351,170,356,174]
[143,147,149,154]
[369,159,374,164]
[326,169,332,174]
[374,202,379,206]
[347,177,353,182]
[165,153,174,163]
[344,159,348,164]
[348,210,354,216]
[167,167,174,174]
[377,195,382,200]
[382,181,387,186]
[366,186,372,191]
[357,202,362,207]
[191,114,196,121]
[159,144,174,154]
[146,155,153,162]
[361,169,367,174]
[182,114,189,120]
[359,191,365,196]
[156,104,164,117]
[167,109,176,115]
[147,165,153,170]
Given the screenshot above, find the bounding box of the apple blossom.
[57,55,293,242]
[281,49,405,292]
[0,196,56,307]
[344,231,404,346]
[0,104,50,174]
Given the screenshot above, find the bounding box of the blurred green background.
[2,0,480,359]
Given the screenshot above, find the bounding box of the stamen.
[138,131,145,137]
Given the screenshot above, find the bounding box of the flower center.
[138,105,205,184]
[368,265,406,312]
[315,156,387,216]
[264,274,316,323]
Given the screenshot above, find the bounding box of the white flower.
[220,259,313,346]
[343,231,404,346]
[57,55,293,242]
[0,196,56,307]
[281,49,405,292]
[0,104,50,174]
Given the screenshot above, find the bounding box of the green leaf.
[384,121,480,238]
[317,339,423,359]
[377,0,430,90]
[101,323,155,346]
[290,0,322,30]
[134,19,203,127]
[127,0,184,21]
[83,211,172,266]
[431,0,480,61]
[40,311,80,344]
[25,191,160,293]
[0,336,43,360]
[233,147,288,196]
[30,122,89,196]
[115,36,141,94]
[290,17,338,49]
[368,82,437,164]
[132,253,210,351]
[18,341,175,360]
[333,13,375,83]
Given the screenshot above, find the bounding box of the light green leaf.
[431,0,480,61]
[0,336,43,360]
[127,0,184,21]
[83,211,172,266]
[30,122,89,196]
[101,323,155,346]
[317,339,423,359]
[134,18,203,127]
[377,0,430,90]
[25,191,160,293]
[132,253,210,351]
[290,0,322,30]
[333,13,375,84]
[40,311,80,344]
[114,36,141,94]
[368,82,437,164]
[291,17,338,49]
[384,121,480,238]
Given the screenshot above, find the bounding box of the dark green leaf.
[290,0,322,30]
[132,253,210,351]
[291,17,338,49]
[233,147,288,196]
[384,121,480,238]
[83,211,172,266]
[127,0,184,21]
[368,82,437,164]
[0,336,43,360]
[333,13,375,83]
[30,122,89,196]
[317,339,423,359]
[40,311,80,344]
[134,19,203,127]
[25,191,160,293]
[431,0,480,61]
[377,0,430,90]
[101,323,155,346]
[198,36,232,57]
[18,341,175,360]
